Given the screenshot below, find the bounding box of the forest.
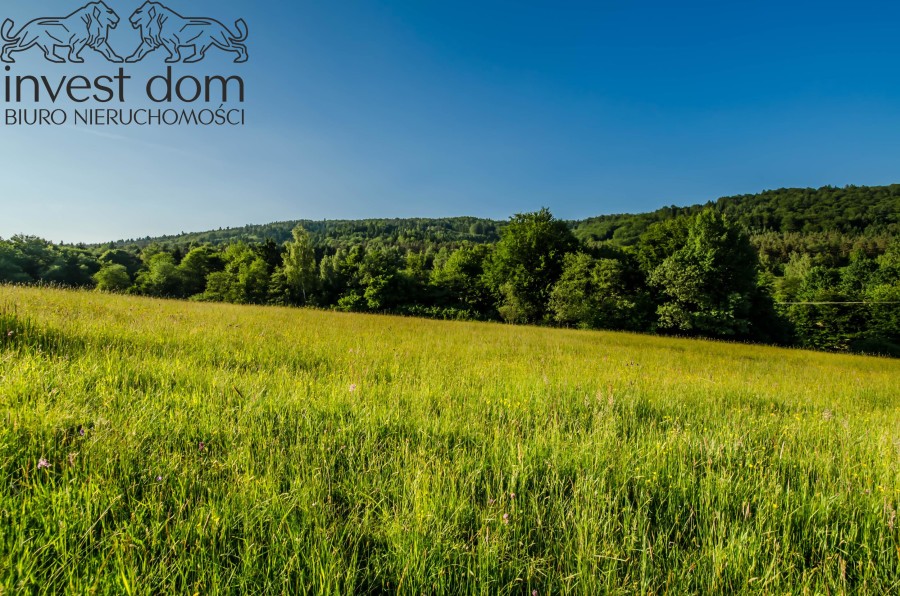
[2,185,898,355]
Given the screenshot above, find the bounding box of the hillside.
[98,184,899,250]
[1,286,898,593]
[103,217,504,252]
[3,186,899,356]
[573,184,900,245]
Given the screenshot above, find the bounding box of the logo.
[126,2,248,64]
[2,2,249,128]
[1,2,124,64]
[1,1,248,64]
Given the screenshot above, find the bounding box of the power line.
[777,301,900,305]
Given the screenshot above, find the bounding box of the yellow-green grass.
[1,285,898,594]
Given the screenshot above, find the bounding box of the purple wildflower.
[156,475,163,482]
[510,492,516,499]
[349,384,358,393]
[37,458,50,470]
[198,441,206,451]
[502,513,510,524]
[533,591,539,596]
[78,428,85,437]
[488,498,496,505]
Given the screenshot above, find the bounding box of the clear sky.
[2,0,900,243]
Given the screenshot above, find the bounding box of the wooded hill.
[104,184,898,256]
[3,185,898,355]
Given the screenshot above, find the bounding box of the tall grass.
[0,285,898,594]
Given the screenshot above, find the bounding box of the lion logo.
[1,2,124,63]
[126,2,248,64]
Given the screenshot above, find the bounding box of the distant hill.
[572,185,900,246]
[102,217,504,251]
[99,184,899,250]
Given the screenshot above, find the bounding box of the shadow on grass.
[0,307,85,357]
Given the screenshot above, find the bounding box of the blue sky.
[2,0,900,243]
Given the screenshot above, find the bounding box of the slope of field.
[1,286,898,594]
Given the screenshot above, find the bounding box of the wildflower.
[156,475,163,482]
[502,513,509,524]
[510,492,516,499]
[349,384,358,393]
[533,591,539,596]
[6,330,12,337]
[198,441,206,451]
[37,458,50,470]
[488,498,496,505]
[67,452,78,466]
[78,428,85,437]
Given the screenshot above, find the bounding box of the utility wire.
[777,301,900,305]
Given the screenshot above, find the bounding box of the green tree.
[774,252,813,303]
[98,249,142,279]
[177,245,223,297]
[431,244,493,314]
[358,247,405,311]
[550,253,650,331]
[0,242,30,283]
[203,243,270,304]
[135,252,183,297]
[485,208,579,323]
[282,225,317,304]
[650,210,769,338]
[93,264,132,293]
[636,217,691,272]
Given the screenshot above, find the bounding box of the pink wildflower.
[37,458,50,470]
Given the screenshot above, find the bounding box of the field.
[0,286,898,594]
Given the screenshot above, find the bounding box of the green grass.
[1,285,898,594]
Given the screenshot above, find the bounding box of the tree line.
[2,201,898,356]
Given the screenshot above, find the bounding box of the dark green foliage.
[281,226,317,304]
[105,217,502,252]
[93,264,131,293]
[484,208,579,323]
[202,243,270,304]
[134,252,183,298]
[430,244,494,315]
[574,184,899,247]
[1,185,898,355]
[549,252,650,331]
[177,246,224,297]
[716,185,899,234]
[635,217,691,272]
[649,211,765,338]
[98,249,143,278]
[0,243,30,283]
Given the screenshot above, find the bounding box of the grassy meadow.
[0,285,898,594]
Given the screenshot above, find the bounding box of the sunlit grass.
[1,285,898,594]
